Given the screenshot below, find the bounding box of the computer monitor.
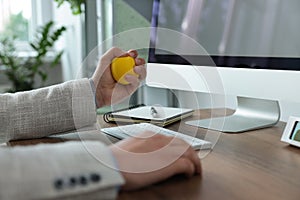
[146,0,300,132]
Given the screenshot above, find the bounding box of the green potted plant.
[54,0,86,15]
[0,21,66,92]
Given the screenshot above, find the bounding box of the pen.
[150,106,158,118]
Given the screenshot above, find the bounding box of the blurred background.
[0,0,156,106]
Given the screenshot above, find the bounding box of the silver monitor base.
[186,96,280,133]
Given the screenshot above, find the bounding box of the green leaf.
[54,0,85,15]
[38,71,48,81]
[51,50,64,67]
[55,0,65,7]
[30,43,38,51]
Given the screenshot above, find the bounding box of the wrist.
[89,78,99,108]
[89,78,108,108]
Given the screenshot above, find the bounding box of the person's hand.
[109,132,202,191]
[91,47,146,108]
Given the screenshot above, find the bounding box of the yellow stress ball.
[111,56,138,85]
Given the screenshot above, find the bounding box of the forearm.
[0,141,124,200]
[0,79,97,142]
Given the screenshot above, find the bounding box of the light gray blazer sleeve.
[0,78,96,142]
[0,141,125,200]
[0,79,125,199]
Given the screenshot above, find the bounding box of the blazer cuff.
[72,78,97,130]
[0,141,125,200]
[89,78,99,108]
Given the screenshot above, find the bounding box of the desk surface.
[8,109,300,200]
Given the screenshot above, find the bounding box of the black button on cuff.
[54,179,64,190]
[79,176,88,186]
[90,173,101,183]
[69,177,77,187]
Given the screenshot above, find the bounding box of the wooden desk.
[8,109,300,200]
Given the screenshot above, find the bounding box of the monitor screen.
[146,0,300,123]
[149,0,300,70]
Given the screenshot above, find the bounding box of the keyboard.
[101,123,212,150]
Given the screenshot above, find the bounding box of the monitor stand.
[185,96,280,133]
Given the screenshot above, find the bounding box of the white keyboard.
[101,123,212,150]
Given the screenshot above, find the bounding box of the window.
[0,0,32,42]
[0,0,54,52]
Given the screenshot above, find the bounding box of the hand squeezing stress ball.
[92,48,146,108]
[111,56,139,85]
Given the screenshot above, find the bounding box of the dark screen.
[149,0,300,70]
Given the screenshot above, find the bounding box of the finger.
[135,57,145,66]
[125,74,140,88]
[99,47,126,71]
[169,138,201,175]
[102,47,126,61]
[134,65,146,81]
[187,147,202,175]
[171,158,196,178]
[118,50,138,58]
[176,140,201,175]
[128,49,138,58]
[193,151,202,175]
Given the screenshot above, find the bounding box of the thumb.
[101,47,126,67]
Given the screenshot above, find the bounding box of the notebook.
[103,104,194,126]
